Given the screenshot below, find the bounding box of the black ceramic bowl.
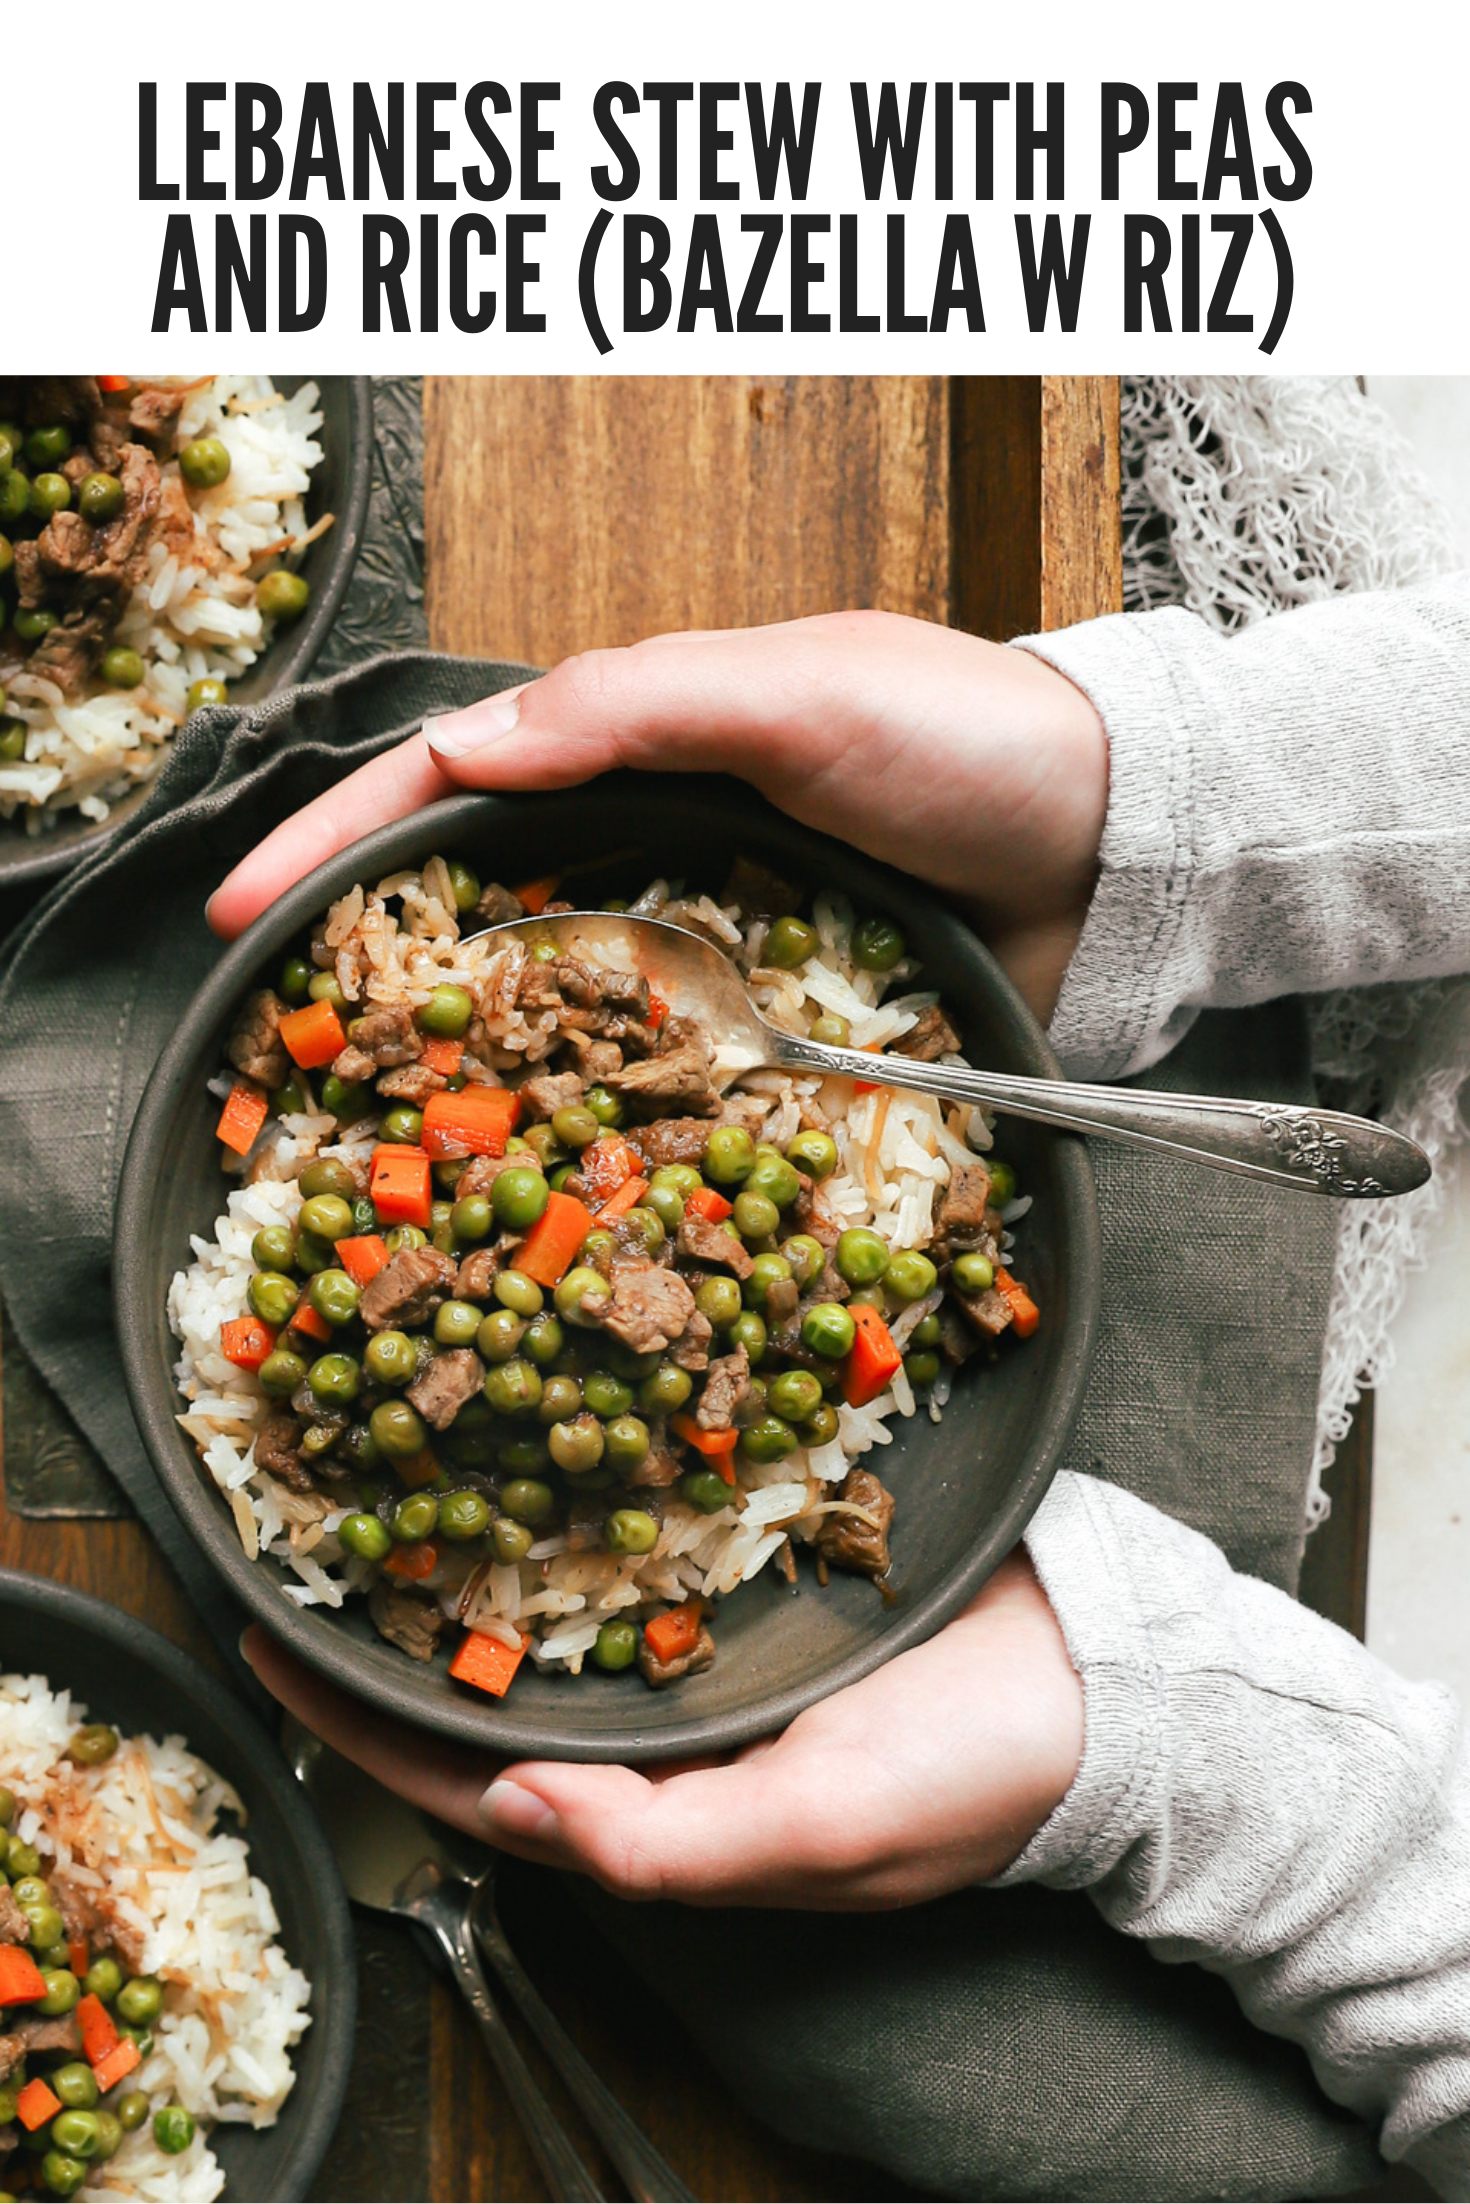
[116,779,1101,1764]
[0,375,373,889]
[0,1569,355,2198]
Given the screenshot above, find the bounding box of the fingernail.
[425,692,521,759]
[479,1778,560,1845]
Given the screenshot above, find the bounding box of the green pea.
[12,608,57,642]
[380,1105,425,1146]
[257,569,310,622]
[153,2108,197,2156]
[775,1235,821,1291]
[489,1268,541,1319]
[603,1415,651,1472]
[418,983,473,1038]
[40,2151,88,2197]
[4,1839,39,1878]
[852,915,906,971]
[554,1266,612,1327]
[623,1206,666,1257]
[25,425,70,467]
[786,1128,838,1180]
[767,1369,823,1422]
[764,914,818,968]
[582,1228,616,1266]
[300,1158,358,1202]
[442,1197,487,1250]
[188,676,230,711]
[521,1122,568,1169]
[365,1331,417,1387]
[804,1401,841,1445]
[835,1227,889,1288]
[547,1411,606,1474]
[695,1276,742,1331]
[50,2065,97,2112]
[733,1189,780,1240]
[638,1362,692,1415]
[392,1494,439,1543]
[246,1270,297,1328]
[801,1302,856,1359]
[92,2112,123,2163]
[369,1400,427,1458]
[116,2091,150,2133]
[904,1350,942,1389]
[743,1252,793,1309]
[29,469,73,518]
[547,1165,575,1194]
[0,720,24,763]
[429,1299,477,1348]
[476,1309,526,1365]
[739,1414,798,1464]
[307,1352,360,1406]
[583,1084,623,1128]
[251,1226,297,1272]
[78,471,125,522]
[117,1975,164,2027]
[911,1312,942,1349]
[951,1250,995,1295]
[70,1723,121,1767]
[25,1905,65,1951]
[99,645,145,689]
[38,1939,72,1971]
[678,1469,732,1514]
[549,1105,598,1153]
[307,971,347,1012]
[986,1157,1017,1208]
[492,1165,550,1231]
[34,1964,76,2015]
[747,1150,802,1209]
[341,1423,383,1475]
[537,1374,584,1426]
[83,1955,122,2004]
[436,1491,489,1544]
[501,1476,557,1527]
[50,2110,100,2163]
[492,1517,534,1564]
[704,1125,756,1185]
[179,434,232,490]
[383,1224,428,1256]
[320,1075,371,1123]
[444,859,481,912]
[256,1347,305,1396]
[591,1618,639,1671]
[484,1357,542,1417]
[16,1870,54,1905]
[270,1074,312,1116]
[309,1270,361,1329]
[650,1163,703,1198]
[337,1512,392,1563]
[0,425,15,467]
[0,474,28,529]
[299,1198,355,1253]
[885,1250,938,1305]
[727,1309,768,1366]
[522,1311,565,1366]
[640,1183,682,1234]
[604,1507,658,1555]
[0,1787,13,1829]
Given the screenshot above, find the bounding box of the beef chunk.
[814,1467,894,1580]
[348,1005,423,1068]
[556,958,650,1018]
[893,1004,962,1062]
[330,1045,377,1084]
[517,1069,584,1122]
[360,1245,459,1331]
[627,1428,683,1487]
[601,1259,697,1356]
[697,1345,751,1430]
[765,1273,800,1327]
[565,1036,623,1080]
[456,1151,539,1201]
[668,1307,713,1372]
[474,881,525,926]
[50,1874,98,1946]
[565,1488,609,1553]
[254,1412,312,1493]
[677,1211,754,1279]
[607,1040,718,1116]
[408,1348,486,1430]
[638,1622,716,1688]
[228,989,291,1089]
[11,2012,83,2058]
[377,1062,449,1106]
[631,1118,711,1170]
[28,607,113,696]
[934,1163,993,1253]
[455,1248,502,1300]
[129,384,189,439]
[953,1284,1014,1338]
[936,1301,979,1364]
[0,1889,27,1946]
[368,1582,444,1662]
[717,1091,772,1140]
[723,854,802,919]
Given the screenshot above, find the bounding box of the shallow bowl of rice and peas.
[0,374,371,886]
[117,779,1101,1764]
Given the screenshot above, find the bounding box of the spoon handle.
[771,1036,1430,1199]
[400,1873,605,2202]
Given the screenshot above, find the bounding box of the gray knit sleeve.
[1003,1472,1470,2194]
[1016,574,1470,1080]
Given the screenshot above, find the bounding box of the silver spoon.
[467,911,1429,1199]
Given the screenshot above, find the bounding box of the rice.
[168,866,1023,1678]
[0,1674,310,2202]
[3,377,327,836]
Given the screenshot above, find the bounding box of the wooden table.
[0,374,1376,2202]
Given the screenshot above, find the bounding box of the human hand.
[209,611,1107,1024]
[241,1548,1082,1911]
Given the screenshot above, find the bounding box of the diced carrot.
[394,1448,441,1491]
[91,2039,141,2094]
[646,992,669,1030]
[576,1134,640,1207]
[418,1036,464,1076]
[336,1234,389,1287]
[596,1175,649,1223]
[682,1184,732,1224]
[421,1087,521,1160]
[287,1300,332,1345]
[643,1599,703,1665]
[513,875,560,916]
[382,1539,438,1580]
[215,1080,269,1155]
[0,1947,47,2006]
[843,1300,903,1408]
[77,1992,118,2067]
[671,1411,739,1480]
[68,1940,89,1981]
[17,2077,62,2130]
[220,1315,277,1373]
[97,375,131,392]
[449,1630,527,1697]
[515,1190,593,1287]
[995,1266,1040,1339]
[279,998,347,1070]
[370,1145,433,1228]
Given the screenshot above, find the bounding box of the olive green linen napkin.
[0,648,1382,2199]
